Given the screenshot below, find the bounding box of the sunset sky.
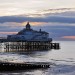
[0,0,75,40]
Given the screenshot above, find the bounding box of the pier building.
[0,22,60,52]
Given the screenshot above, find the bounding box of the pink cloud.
[22,22,46,26]
[62,36,75,40]
[0,32,17,34]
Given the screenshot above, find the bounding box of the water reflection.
[0,68,49,75]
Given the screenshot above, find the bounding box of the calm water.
[0,41,75,75]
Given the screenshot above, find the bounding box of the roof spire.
[26,22,31,30]
[27,21,29,25]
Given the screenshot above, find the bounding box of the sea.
[0,41,75,75]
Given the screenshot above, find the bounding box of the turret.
[26,22,31,30]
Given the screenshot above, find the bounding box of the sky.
[0,0,75,40]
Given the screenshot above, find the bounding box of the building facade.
[7,22,52,42]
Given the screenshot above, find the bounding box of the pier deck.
[0,39,60,52]
[0,61,51,71]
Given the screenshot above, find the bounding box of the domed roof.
[26,22,31,30]
[17,22,49,35]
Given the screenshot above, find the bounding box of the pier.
[0,61,51,71]
[0,22,60,71]
[0,40,60,52]
[0,22,60,52]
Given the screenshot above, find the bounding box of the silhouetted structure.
[0,61,51,71]
[0,22,60,52]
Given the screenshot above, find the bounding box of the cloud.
[21,22,46,26]
[0,15,75,24]
[38,8,75,15]
[21,8,75,17]
[0,9,75,40]
[53,11,75,17]
[61,36,75,40]
[0,32,17,37]
[0,8,75,24]
[0,22,23,32]
[0,32,17,34]
[0,23,75,40]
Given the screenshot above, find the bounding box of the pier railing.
[0,61,52,71]
[0,41,60,52]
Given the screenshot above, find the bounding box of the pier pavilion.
[0,22,60,52]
